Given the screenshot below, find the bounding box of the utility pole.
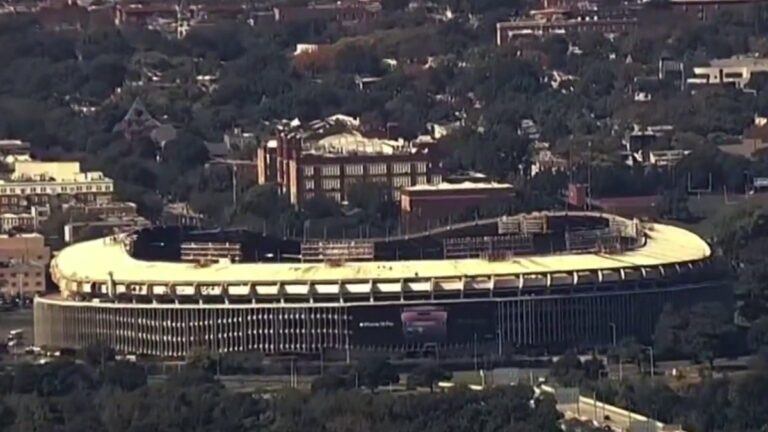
[648,346,655,377]
[473,332,478,371]
[587,141,593,210]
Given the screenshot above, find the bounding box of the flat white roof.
[404,181,514,192]
[51,223,711,290]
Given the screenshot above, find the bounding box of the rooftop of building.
[702,55,768,68]
[403,181,515,192]
[5,161,109,183]
[590,195,663,208]
[0,232,43,239]
[280,114,426,156]
[497,13,637,27]
[0,140,31,149]
[306,131,410,156]
[51,215,710,289]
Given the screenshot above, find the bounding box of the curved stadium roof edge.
[50,219,711,288]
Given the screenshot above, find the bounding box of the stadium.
[34,211,724,357]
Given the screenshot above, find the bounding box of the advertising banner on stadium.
[349,301,497,346]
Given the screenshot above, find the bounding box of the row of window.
[304,175,430,191]
[0,183,113,195]
[302,162,429,177]
[2,281,43,288]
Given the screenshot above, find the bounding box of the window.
[30,187,36,193]
[392,162,410,174]
[416,175,428,185]
[321,165,340,176]
[304,180,315,190]
[345,164,363,176]
[321,178,340,190]
[302,166,315,176]
[367,163,387,175]
[414,162,427,173]
[393,176,411,188]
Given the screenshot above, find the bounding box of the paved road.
[0,309,33,342]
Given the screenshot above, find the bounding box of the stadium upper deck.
[49,212,711,302]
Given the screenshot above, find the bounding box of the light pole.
[608,322,622,380]
[609,322,617,347]
[644,346,655,377]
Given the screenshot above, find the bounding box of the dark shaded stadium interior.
[130,214,642,263]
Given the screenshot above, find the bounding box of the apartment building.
[687,55,768,88]
[401,182,516,230]
[667,0,766,22]
[0,207,50,233]
[0,161,113,215]
[273,1,381,24]
[257,118,441,206]
[0,233,50,299]
[62,201,137,221]
[496,10,637,45]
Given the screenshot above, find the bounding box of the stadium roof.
[52,222,711,287]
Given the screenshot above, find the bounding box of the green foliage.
[654,302,737,368]
[0,360,575,432]
[549,350,604,387]
[311,370,351,393]
[82,341,116,367]
[406,362,452,392]
[102,361,147,392]
[352,355,399,392]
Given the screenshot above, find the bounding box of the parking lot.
[0,308,34,346]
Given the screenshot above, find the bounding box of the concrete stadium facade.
[34,212,725,357]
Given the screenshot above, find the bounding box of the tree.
[102,361,147,391]
[684,302,735,369]
[614,337,644,369]
[550,350,584,386]
[582,354,606,381]
[747,316,768,351]
[353,356,399,393]
[311,370,350,393]
[334,43,383,76]
[186,346,218,374]
[0,400,14,430]
[381,0,408,11]
[406,362,452,392]
[655,302,736,368]
[653,303,687,359]
[82,341,115,368]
